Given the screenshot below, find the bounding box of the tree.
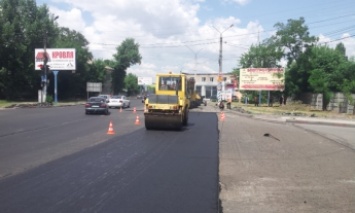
[339,59,355,114]
[0,0,59,100]
[308,45,349,110]
[271,17,317,101]
[273,17,317,67]
[239,42,283,68]
[335,42,347,60]
[124,73,139,96]
[112,38,142,94]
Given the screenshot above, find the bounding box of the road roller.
[144,72,190,130]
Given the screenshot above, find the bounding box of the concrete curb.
[220,106,355,127]
[285,117,355,127]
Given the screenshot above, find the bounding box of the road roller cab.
[144,72,190,130]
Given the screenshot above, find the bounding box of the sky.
[37,0,355,80]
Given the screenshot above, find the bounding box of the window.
[202,77,206,82]
[159,76,181,91]
[210,77,214,82]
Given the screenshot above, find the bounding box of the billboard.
[35,48,76,71]
[86,82,102,92]
[239,68,285,91]
[138,77,153,85]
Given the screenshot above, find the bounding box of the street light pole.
[43,31,48,103]
[42,15,59,103]
[212,24,233,103]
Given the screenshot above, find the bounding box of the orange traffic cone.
[135,115,140,125]
[107,121,115,135]
[133,107,136,113]
[219,112,225,121]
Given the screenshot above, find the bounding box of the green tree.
[239,42,283,68]
[308,45,348,110]
[112,38,141,94]
[124,73,139,96]
[273,17,317,67]
[335,42,347,60]
[339,58,355,114]
[0,0,59,100]
[272,17,317,100]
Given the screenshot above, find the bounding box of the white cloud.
[341,34,355,58]
[222,0,251,6]
[50,7,86,31]
[44,0,355,79]
[318,33,355,56]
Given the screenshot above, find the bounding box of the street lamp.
[212,24,233,103]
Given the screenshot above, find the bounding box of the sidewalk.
[216,104,355,213]
[221,105,355,127]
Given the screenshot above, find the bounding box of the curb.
[222,106,355,127]
[285,118,355,127]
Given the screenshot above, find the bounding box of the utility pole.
[212,24,234,103]
[42,15,59,103]
[43,31,48,103]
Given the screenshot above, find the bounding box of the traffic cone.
[219,112,225,121]
[107,121,115,135]
[135,115,140,125]
[133,107,136,113]
[119,107,122,113]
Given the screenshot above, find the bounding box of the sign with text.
[239,68,285,91]
[137,77,153,85]
[35,48,76,70]
[86,82,102,92]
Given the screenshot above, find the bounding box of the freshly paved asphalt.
[0,105,220,213]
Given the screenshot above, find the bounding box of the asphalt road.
[218,109,355,213]
[0,101,219,213]
[2,101,355,213]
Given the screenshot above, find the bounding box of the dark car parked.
[85,97,110,115]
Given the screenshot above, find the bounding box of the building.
[184,73,238,100]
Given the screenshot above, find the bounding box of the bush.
[46,95,53,104]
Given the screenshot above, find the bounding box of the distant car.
[108,95,130,108]
[85,97,109,115]
[98,94,112,101]
[137,95,142,99]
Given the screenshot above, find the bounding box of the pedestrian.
[254,96,259,107]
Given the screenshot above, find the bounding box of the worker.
[160,82,168,90]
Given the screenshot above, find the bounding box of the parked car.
[108,95,130,108]
[85,97,109,115]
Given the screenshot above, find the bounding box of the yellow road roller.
[144,72,190,130]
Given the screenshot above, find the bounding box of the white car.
[107,95,130,108]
